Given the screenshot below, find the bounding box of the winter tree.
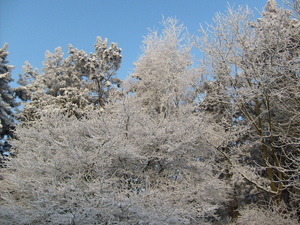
[15,37,122,121]
[0,43,19,141]
[126,17,196,117]
[196,0,300,221]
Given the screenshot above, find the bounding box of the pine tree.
[0,43,19,140]
[15,37,122,121]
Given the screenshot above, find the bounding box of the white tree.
[126,17,195,117]
[196,0,300,221]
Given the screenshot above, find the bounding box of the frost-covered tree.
[196,0,300,220]
[85,37,123,107]
[0,43,19,140]
[126,17,195,117]
[15,37,122,121]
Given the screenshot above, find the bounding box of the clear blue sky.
[1,0,284,88]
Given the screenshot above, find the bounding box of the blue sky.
[1,0,284,88]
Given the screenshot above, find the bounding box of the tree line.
[0,0,300,224]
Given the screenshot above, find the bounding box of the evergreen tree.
[15,37,122,121]
[0,43,19,140]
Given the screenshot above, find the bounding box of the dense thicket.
[0,0,299,224]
